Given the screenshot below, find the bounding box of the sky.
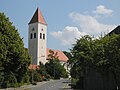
[0,0,120,51]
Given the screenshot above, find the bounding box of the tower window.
[34,33,36,38]
[30,33,32,39]
[43,34,45,39]
[40,33,42,39]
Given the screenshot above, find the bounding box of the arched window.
[30,33,32,39]
[34,33,36,38]
[43,34,45,39]
[40,33,42,39]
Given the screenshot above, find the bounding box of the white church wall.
[38,23,47,65]
[28,23,38,65]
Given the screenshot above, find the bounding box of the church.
[28,8,68,69]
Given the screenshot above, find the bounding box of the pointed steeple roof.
[29,8,47,25]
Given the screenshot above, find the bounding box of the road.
[0,78,73,90]
[27,78,73,90]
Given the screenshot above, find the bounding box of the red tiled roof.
[28,64,39,70]
[29,8,47,25]
[46,48,69,62]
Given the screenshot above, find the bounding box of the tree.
[100,35,120,89]
[70,35,94,77]
[37,62,47,77]
[0,12,31,87]
[70,34,120,89]
[45,49,68,79]
[63,51,72,66]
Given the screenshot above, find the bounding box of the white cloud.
[51,5,116,47]
[69,12,116,36]
[50,26,87,46]
[93,5,113,16]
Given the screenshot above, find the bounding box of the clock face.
[32,27,35,31]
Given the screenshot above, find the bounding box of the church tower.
[28,8,47,65]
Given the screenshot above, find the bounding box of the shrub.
[0,73,4,88]
[33,71,42,82]
[2,72,17,88]
[22,74,30,84]
[32,81,37,85]
[28,69,42,82]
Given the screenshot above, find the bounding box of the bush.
[71,78,79,86]
[54,76,60,79]
[71,78,83,89]
[31,81,37,85]
[28,69,42,82]
[0,73,4,88]
[62,71,68,78]
[33,71,42,82]
[2,72,18,88]
[22,74,30,84]
[45,74,51,80]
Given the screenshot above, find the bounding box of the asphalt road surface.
[28,78,73,90]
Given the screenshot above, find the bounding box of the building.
[28,8,68,67]
[109,25,120,35]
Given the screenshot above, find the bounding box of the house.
[109,25,120,35]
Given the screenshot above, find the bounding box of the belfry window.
[34,33,36,38]
[40,33,42,39]
[43,34,45,39]
[30,33,32,39]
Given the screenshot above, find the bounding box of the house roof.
[109,25,120,35]
[46,48,69,62]
[29,8,47,25]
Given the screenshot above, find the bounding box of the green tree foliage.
[28,62,49,83]
[99,35,120,88]
[45,49,68,79]
[37,62,47,77]
[28,69,42,82]
[2,72,17,88]
[63,51,72,65]
[70,35,94,79]
[36,62,51,80]
[0,12,31,88]
[70,35,120,89]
